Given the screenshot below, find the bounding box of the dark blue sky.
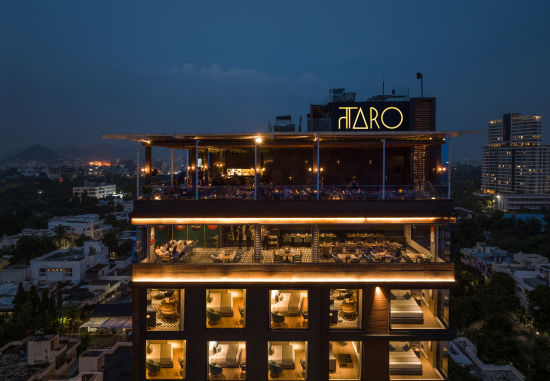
[1,0,549,160]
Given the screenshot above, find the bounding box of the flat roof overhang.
[130,199,455,224]
[132,263,455,287]
[103,130,479,149]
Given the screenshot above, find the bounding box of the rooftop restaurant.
[103,131,468,201]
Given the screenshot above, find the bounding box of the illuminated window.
[146,289,184,331]
[207,341,246,380]
[329,341,362,380]
[145,340,186,379]
[389,340,448,380]
[329,289,362,329]
[268,341,308,380]
[389,289,449,330]
[206,289,246,328]
[269,290,308,329]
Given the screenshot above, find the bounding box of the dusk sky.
[1,0,549,160]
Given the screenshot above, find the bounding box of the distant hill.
[1,144,66,164]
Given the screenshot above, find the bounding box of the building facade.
[482,113,550,195]
[106,128,460,381]
[48,214,104,240]
[73,184,117,199]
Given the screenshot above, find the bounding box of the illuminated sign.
[331,102,409,131]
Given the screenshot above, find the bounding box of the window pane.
[145,340,186,379]
[390,289,448,330]
[147,289,184,331]
[270,290,308,329]
[329,289,362,329]
[389,340,448,380]
[206,289,246,328]
[329,341,362,380]
[268,341,308,380]
[207,341,246,380]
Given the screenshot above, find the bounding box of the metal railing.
[142,184,449,201]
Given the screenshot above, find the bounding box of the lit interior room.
[329,289,362,329]
[206,289,246,328]
[270,290,308,329]
[389,340,448,380]
[267,341,308,380]
[390,289,449,330]
[145,340,186,379]
[146,289,184,331]
[329,341,362,380]
[207,341,247,380]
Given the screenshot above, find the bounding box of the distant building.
[73,184,116,199]
[492,252,549,307]
[460,242,509,276]
[0,334,80,381]
[450,337,525,381]
[482,113,550,195]
[48,214,104,240]
[494,193,550,211]
[30,241,109,285]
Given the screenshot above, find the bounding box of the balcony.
[144,184,450,201]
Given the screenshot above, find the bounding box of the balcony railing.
[144,184,449,201]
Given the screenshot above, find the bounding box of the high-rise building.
[482,113,550,194]
[105,101,463,380]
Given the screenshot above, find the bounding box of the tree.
[448,358,480,381]
[528,285,550,334]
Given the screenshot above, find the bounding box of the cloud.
[169,63,288,83]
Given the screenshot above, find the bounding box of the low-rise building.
[450,337,525,381]
[460,242,510,276]
[30,241,109,285]
[48,214,104,240]
[494,193,550,211]
[0,264,30,283]
[492,252,549,307]
[0,334,80,381]
[73,184,116,199]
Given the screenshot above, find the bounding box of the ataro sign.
[331,102,409,131]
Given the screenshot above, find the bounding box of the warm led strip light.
[132,217,453,225]
[132,276,455,283]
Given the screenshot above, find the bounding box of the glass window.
[269,289,308,329]
[206,289,246,328]
[145,340,186,379]
[389,289,449,330]
[329,289,362,329]
[329,341,362,380]
[261,225,312,263]
[146,289,184,331]
[207,341,246,380]
[389,340,448,380]
[268,341,308,380]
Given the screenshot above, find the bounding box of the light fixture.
[255,137,263,144]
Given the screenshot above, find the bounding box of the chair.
[268,361,283,377]
[300,358,307,376]
[146,360,161,377]
[332,255,343,264]
[273,253,283,263]
[178,357,185,376]
[271,312,285,326]
[211,254,222,263]
[209,362,223,377]
[207,308,221,325]
[233,252,242,263]
[292,254,302,263]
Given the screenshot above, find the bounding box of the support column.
[136,141,140,199]
[195,140,199,200]
[430,224,437,261]
[186,149,190,187]
[447,136,452,199]
[254,225,261,262]
[312,224,319,262]
[381,139,386,200]
[316,135,320,200]
[144,144,152,199]
[254,140,258,200]
[170,148,174,187]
